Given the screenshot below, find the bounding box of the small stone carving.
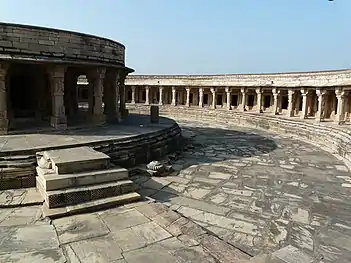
[146,160,173,176]
[38,156,52,169]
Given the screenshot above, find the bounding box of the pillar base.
[0,119,8,135]
[50,116,67,130]
[171,102,176,106]
[90,114,106,124]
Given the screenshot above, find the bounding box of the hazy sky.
[0,0,349,74]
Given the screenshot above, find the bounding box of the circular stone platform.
[0,115,181,189]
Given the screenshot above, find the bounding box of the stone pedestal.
[150,105,159,124]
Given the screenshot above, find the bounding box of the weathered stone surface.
[0,22,126,65]
[0,224,59,253]
[53,213,110,244]
[0,249,66,263]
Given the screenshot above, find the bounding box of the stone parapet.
[127,104,351,166]
[0,23,128,68]
[126,70,351,87]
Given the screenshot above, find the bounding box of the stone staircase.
[36,146,141,218]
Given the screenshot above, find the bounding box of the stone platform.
[0,115,182,190]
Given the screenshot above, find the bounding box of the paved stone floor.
[1,119,351,262]
[132,120,351,263]
[0,201,249,263]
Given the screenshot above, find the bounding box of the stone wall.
[128,104,351,165]
[0,23,125,66]
[126,70,351,87]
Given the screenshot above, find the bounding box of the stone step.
[37,179,135,208]
[36,167,129,191]
[40,146,110,174]
[42,192,141,218]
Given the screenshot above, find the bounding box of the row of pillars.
[127,85,347,124]
[0,63,127,134]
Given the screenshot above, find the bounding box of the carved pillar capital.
[335,88,345,98]
[288,89,295,96]
[300,88,309,96]
[255,87,262,94]
[316,89,327,97]
[240,87,247,94]
[272,88,280,95]
[210,87,216,94]
[225,87,231,93]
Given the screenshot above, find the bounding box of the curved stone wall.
[0,23,126,67]
[126,69,351,87]
[128,104,351,166]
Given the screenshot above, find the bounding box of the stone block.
[37,167,128,191]
[43,146,110,174]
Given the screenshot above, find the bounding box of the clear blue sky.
[0,0,349,74]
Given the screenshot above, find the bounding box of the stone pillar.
[210,88,216,109]
[287,89,295,117]
[159,86,163,105]
[335,88,345,124]
[185,88,190,107]
[145,86,150,105]
[131,86,136,104]
[316,89,326,122]
[272,88,280,115]
[225,87,231,110]
[104,70,118,123]
[0,64,9,134]
[49,66,67,129]
[199,88,204,108]
[118,73,127,120]
[90,68,106,123]
[240,88,246,112]
[171,87,176,106]
[300,88,309,119]
[256,88,262,113]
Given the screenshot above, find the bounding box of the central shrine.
[0,22,133,134]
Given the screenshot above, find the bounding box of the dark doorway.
[9,69,36,118]
[282,95,288,109]
[189,93,193,104]
[127,89,132,102]
[204,94,209,105]
[248,95,255,107]
[217,94,223,106]
[299,96,303,111]
[263,95,271,108]
[142,91,146,101]
[231,95,238,106]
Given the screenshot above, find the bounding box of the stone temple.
[1,23,351,263]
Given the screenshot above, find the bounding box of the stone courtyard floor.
[1,119,351,262]
[133,120,351,262]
